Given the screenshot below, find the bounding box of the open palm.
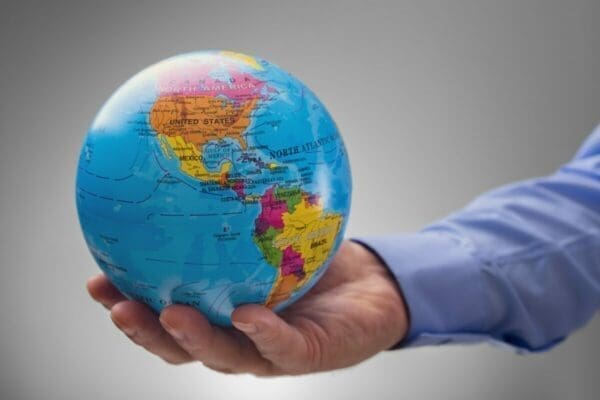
[87,240,409,376]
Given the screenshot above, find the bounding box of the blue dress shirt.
[355,125,600,353]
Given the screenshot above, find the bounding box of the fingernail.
[111,317,136,337]
[232,321,257,334]
[161,320,186,341]
[117,325,136,337]
[122,327,136,337]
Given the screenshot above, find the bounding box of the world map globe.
[76,51,352,326]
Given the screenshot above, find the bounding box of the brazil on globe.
[76,50,352,326]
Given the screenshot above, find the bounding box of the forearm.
[356,126,600,352]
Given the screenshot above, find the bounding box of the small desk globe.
[76,51,352,326]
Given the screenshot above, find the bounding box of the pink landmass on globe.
[280,246,305,278]
[231,180,245,198]
[254,187,287,235]
[304,193,320,206]
[157,60,267,104]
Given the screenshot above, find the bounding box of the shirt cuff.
[352,232,519,351]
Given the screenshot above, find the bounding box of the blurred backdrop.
[0,1,599,399]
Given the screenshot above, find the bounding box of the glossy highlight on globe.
[75,50,352,326]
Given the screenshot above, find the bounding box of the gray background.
[1,1,598,399]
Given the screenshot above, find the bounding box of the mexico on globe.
[76,50,352,326]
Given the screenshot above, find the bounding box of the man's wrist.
[349,240,410,349]
[351,233,490,349]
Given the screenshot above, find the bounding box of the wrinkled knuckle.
[184,341,209,357]
[256,327,281,346]
[260,344,288,360]
[300,328,326,370]
[183,335,214,356]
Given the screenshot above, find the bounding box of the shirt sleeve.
[353,124,600,353]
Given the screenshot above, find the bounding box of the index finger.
[159,305,276,375]
[87,274,127,309]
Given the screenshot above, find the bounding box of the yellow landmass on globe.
[221,51,263,70]
[158,134,231,184]
[265,196,343,308]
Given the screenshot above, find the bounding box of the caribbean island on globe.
[76,50,352,326]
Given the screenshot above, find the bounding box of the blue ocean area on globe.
[76,51,352,326]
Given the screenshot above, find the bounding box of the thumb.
[231,304,310,372]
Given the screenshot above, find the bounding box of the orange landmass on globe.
[150,95,257,150]
[149,95,258,185]
[266,273,302,308]
[150,57,271,188]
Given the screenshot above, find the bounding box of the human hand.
[87,240,409,376]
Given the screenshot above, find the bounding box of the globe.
[76,50,352,326]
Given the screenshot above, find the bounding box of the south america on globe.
[76,50,352,326]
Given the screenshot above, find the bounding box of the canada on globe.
[76,50,352,326]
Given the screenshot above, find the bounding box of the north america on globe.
[76,50,352,326]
